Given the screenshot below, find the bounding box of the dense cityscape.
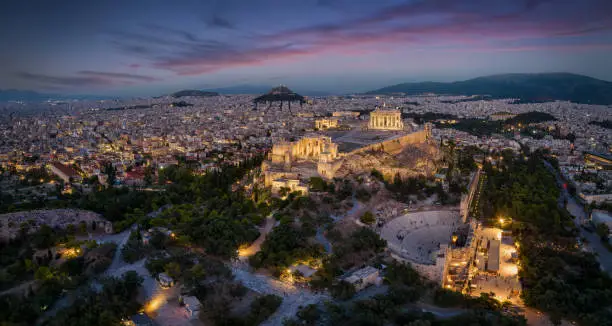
[2,0,612,326]
[1,87,611,326]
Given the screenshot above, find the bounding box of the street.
[543,161,612,273]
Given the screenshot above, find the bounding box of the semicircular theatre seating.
[380,210,460,264]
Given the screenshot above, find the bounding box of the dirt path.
[0,280,36,297]
[239,213,276,258]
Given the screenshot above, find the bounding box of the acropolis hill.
[262,110,438,195]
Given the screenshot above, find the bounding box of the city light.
[144,292,167,315]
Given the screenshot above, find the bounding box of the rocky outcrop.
[336,142,440,181]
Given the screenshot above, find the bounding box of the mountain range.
[0,89,59,102]
[0,89,109,102]
[367,73,612,105]
[2,73,611,104]
[171,90,219,98]
[202,85,331,97]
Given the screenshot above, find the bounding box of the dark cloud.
[16,72,116,87]
[78,71,161,82]
[140,23,202,42]
[8,0,610,91]
[554,24,612,36]
[137,0,612,77]
[207,14,235,29]
[16,70,161,88]
[107,28,230,60]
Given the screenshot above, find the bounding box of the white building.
[343,266,381,291]
[181,295,201,319]
[157,272,174,288]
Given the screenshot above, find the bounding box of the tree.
[79,221,87,234]
[104,163,117,187]
[150,230,167,249]
[330,281,356,300]
[34,266,55,281]
[184,264,206,288]
[360,211,376,225]
[246,294,283,325]
[295,304,321,325]
[279,187,291,197]
[371,169,384,181]
[309,177,328,192]
[596,223,610,241]
[144,166,154,185]
[164,261,181,280]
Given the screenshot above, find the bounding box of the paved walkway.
[315,227,333,254]
[239,213,276,258]
[231,266,330,325]
[334,190,363,223]
[413,302,465,319]
[0,280,35,297]
[41,224,147,323]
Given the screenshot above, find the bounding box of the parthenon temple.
[262,120,436,196]
[369,109,404,130]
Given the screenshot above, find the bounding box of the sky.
[1,0,611,96]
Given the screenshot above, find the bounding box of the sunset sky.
[1,0,611,95]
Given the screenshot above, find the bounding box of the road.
[543,161,612,273]
[566,194,612,272]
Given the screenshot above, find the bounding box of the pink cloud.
[132,0,612,76]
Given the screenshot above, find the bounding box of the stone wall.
[347,129,430,157]
[317,158,344,180]
[264,126,435,193]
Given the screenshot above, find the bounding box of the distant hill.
[204,85,272,95]
[367,73,612,105]
[0,89,112,102]
[254,86,305,103]
[204,84,330,96]
[171,90,219,98]
[0,89,59,102]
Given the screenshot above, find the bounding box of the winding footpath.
[315,190,364,254]
[238,212,277,258]
[231,266,329,326]
[232,202,347,325]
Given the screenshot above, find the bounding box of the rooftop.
[50,162,79,177]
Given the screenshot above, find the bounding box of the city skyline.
[1,0,612,96]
